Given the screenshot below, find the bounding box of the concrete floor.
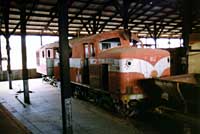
[0,79,157,134]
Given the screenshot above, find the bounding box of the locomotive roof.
[69,29,140,46]
[70,30,124,44]
[41,30,142,49]
[98,46,169,59]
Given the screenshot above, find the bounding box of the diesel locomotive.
[36,30,170,115]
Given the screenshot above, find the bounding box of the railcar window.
[55,48,59,59]
[42,51,44,58]
[99,38,120,50]
[36,51,40,65]
[47,50,51,58]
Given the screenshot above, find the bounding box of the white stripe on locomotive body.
[69,56,170,78]
[98,57,170,78]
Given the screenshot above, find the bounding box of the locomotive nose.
[151,70,158,78]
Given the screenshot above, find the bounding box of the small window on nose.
[167,57,170,63]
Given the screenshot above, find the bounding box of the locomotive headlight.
[127,61,132,66]
[123,60,132,71]
[126,60,132,66]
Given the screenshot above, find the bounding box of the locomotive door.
[82,43,95,84]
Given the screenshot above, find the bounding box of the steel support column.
[146,22,164,48]
[4,0,12,89]
[58,0,73,133]
[182,0,192,73]
[92,18,97,34]
[20,8,30,104]
[5,35,12,89]
[123,0,129,30]
[153,23,157,48]
[0,36,2,71]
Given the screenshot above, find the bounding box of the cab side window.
[83,43,95,58]
[99,38,120,51]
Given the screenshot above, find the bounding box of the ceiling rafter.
[130,5,168,30]
[77,0,113,34]
[128,1,141,17]
[10,0,39,35]
[115,0,164,30]
[137,8,178,34]
[69,0,91,24]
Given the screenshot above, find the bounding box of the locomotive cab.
[69,30,170,106]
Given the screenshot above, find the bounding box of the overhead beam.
[10,0,39,35]
[115,0,163,30]
[77,0,113,33]
[130,5,168,30]
[69,0,91,24]
[42,2,59,33]
[99,12,118,33]
[113,0,130,30]
[80,17,91,34]
[138,9,180,35]
[128,2,141,17]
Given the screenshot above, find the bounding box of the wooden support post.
[20,7,30,104]
[58,0,73,134]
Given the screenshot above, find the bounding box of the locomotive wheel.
[127,100,139,117]
[115,100,139,117]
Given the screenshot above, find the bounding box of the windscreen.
[99,38,121,51]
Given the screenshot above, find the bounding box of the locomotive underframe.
[70,81,145,116]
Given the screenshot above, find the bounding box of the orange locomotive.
[36,30,170,114]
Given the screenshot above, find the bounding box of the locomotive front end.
[98,46,170,105]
